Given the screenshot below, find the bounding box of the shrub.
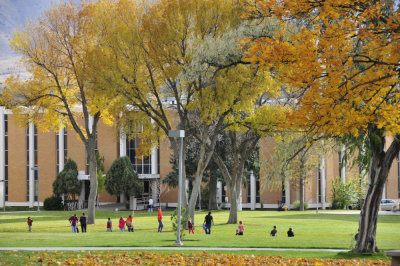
[170,206,190,240]
[44,196,63,210]
[293,200,308,210]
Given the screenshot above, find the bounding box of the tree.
[243,0,400,252]
[262,132,326,211]
[92,0,279,225]
[4,1,118,224]
[105,156,143,202]
[53,159,80,201]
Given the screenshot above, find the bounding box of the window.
[126,135,151,175]
[26,125,38,201]
[317,166,322,203]
[4,115,8,201]
[56,129,67,174]
[338,151,344,179]
[281,181,286,204]
[246,174,260,203]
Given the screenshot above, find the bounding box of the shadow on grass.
[252,213,397,224]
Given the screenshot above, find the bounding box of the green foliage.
[293,200,308,210]
[52,159,80,200]
[43,196,63,210]
[170,207,190,240]
[330,177,366,210]
[105,156,143,198]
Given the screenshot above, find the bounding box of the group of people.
[105,208,164,233]
[27,210,295,238]
[68,213,87,233]
[269,225,295,237]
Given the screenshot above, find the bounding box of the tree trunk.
[227,179,238,224]
[87,136,98,224]
[354,130,400,253]
[208,176,218,210]
[299,176,305,211]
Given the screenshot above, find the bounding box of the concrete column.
[285,178,291,207]
[119,130,126,157]
[0,108,4,208]
[250,171,256,210]
[58,127,65,173]
[29,122,35,207]
[79,181,85,208]
[341,145,346,183]
[238,186,243,211]
[321,156,326,209]
[151,148,158,174]
[151,179,159,203]
[88,115,94,134]
[217,181,222,204]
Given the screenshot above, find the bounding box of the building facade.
[0,107,399,209]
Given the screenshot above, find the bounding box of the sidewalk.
[0,247,349,252]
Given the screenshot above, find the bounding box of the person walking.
[270,225,278,236]
[203,212,214,234]
[107,218,112,232]
[126,215,133,232]
[157,208,164,232]
[188,218,194,234]
[79,213,87,233]
[27,217,33,232]
[148,198,153,212]
[119,217,126,232]
[68,214,78,233]
[236,221,244,235]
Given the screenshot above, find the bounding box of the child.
[188,218,194,234]
[236,221,244,235]
[107,217,112,232]
[27,217,33,232]
[119,217,126,232]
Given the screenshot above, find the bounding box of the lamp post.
[168,130,185,246]
[31,166,40,211]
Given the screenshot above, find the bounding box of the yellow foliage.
[243,0,400,137]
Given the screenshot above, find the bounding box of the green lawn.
[0,209,398,250]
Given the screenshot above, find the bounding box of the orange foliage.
[23,250,390,265]
[243,0,400,137]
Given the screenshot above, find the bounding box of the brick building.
[0,107,399,209]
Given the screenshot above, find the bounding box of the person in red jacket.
[27,217,33,232]
[157,208,164,233]
[119,217,126,232]
[68,214,78,233]
[188,218,194,234]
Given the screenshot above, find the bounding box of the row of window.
[26,125,38,202]
[4,115,8,201]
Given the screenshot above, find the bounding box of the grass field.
[0,209,398,262]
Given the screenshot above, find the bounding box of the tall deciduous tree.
[92,0,280,224]
[243,0,400,252]
[4,1,117,224]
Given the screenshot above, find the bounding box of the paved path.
[0,247,349,252]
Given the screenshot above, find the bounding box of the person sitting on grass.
[236,221,244,235]
[287,227,294,237]
[270,225,277,236]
